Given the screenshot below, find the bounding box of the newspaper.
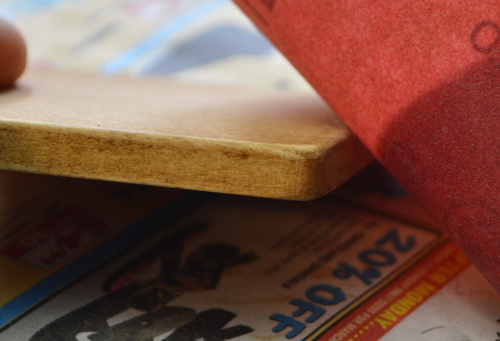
[1,184,499,341]
[0,171,205,331]
[0,0,314,91]
[0,0,499,340]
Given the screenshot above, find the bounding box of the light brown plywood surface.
[0,70,372,200]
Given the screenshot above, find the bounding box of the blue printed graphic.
[0,191,208,329]
[0,0,76,19]
[143,25,273,75]
[101,0,230,74]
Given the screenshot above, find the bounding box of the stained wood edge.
[0,119,373,200]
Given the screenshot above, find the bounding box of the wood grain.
[0,70,372,200]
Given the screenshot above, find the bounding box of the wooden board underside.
[0,70,372,200]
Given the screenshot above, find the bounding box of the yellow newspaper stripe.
[0,256,47,306]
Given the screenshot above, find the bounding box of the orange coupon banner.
[310,240,469,341]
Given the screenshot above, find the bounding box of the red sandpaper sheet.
[233,0,500,291]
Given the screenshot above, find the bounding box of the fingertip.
[0,18,26,89]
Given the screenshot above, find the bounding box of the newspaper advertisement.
[0,171,204,330]
[2,193,499,341]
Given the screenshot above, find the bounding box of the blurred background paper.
[0,0,314,91]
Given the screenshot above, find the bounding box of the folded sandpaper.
[233,0,500,291]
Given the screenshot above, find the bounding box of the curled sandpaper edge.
[233,0,500,291]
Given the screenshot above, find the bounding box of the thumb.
[0,18,26,88]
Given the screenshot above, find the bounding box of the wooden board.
[0,70,372,200]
